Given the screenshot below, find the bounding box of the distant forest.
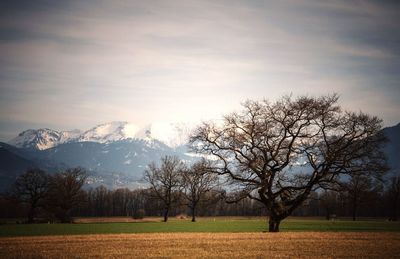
[1,168,399,222]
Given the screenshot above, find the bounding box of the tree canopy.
[190,94,387,232]
[12,168,49,223]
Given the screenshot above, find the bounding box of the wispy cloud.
[0,0,399,140]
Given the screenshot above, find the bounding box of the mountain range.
[8,121,192,150]
[0,121,399,191]
[1,121,193,191]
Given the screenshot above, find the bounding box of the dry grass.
[1,232,399,258]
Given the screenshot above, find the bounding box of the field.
[1,217,400,258]
[1,217,400,237]
[1,232,400,258]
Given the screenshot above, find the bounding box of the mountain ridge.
[8,121,192,150]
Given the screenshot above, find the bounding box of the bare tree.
[93,185,111,216]
[12,168,49,223]
[319,190,340,220]
[190,95,386,232]
[113,188,131,216]
[144,156,184,222]
[181,158,219,222]
[341,173,382,221]
[46,168,87,222]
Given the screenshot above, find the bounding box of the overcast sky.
[0,0,399,141]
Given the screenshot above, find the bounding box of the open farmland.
[1,218,399,258]
[1,232,400,258]
[1,217,400,237]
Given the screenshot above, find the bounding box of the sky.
[0,0,399,141]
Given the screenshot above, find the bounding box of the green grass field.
[1,217,400,237]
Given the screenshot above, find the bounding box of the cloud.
[0,0,399,140]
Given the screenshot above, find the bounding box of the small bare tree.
[319,190,340,220]
[181,158,218,222]
[341,173,382,221]
[12,168,49,223]
[190,94,386,232]
[144,156,184,222]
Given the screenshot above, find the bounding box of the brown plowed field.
[1,232,399,258]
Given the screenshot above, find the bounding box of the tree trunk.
[352,202,357,221]
[268,217,281,232]
[27,206,35,223]
[191,207,196,222]
[59,208,72,223]
[392,198,398,221]
[325,208,331,220]
[163,207,169,222]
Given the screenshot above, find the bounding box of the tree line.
[0,157,221,223]
[1,164,399,224]
[2,168,86,223]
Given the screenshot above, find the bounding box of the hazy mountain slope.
[382,123,400,176]
[0,142,38,191]
[33,139,189,178]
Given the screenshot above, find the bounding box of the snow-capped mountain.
[77,121,139,143]
[60,129,81,143]
[0,138,189,190]
[135,122,193,148]
[7,121,193,150]
[8,128,81,150]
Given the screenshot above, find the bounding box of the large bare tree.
[181,158,218,222]
[190,95,386,232]
[144,155,184,222]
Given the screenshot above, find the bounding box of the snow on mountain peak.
[122,123,138,138]
[8,121,194,150]
[8,128,83,150]
[60,129,81,142]
[78,121,139,143]
[135,122,192,148]
[9,128,62,150]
